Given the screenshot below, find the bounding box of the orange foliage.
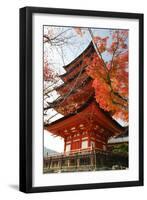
[93,36,109,53]
[86,30,128,122]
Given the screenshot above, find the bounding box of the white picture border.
[32,13,139,187]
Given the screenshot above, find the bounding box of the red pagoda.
[44,42,128,173]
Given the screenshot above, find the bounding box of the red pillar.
[79,130,82,150]
[71,135,73,151]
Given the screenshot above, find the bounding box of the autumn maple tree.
[75,28,128,122]
[87,30,128,122]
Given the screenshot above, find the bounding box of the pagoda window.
[72,141,80,150]
[82,140,88,149]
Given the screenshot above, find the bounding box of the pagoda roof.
[115,128,128,138]
[45,96,126,137]
[55,70,90,91]
[59,60,84,78]
[63,41,94,70]
[47,77,93,109]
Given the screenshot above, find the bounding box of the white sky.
[44,130,64,152]
[43,26,128,152]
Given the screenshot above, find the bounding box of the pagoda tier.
[62,41,94,75]
[56,68,90,96]
[51,78,94,115]
[60,62,89,83]
[45,97,125,152]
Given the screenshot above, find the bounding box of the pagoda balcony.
[43,147,128,173]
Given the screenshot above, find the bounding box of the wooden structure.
[44,42,128,172]
[108,130,128,152]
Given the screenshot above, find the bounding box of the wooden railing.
[44,147,124,160]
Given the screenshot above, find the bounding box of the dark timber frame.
[19,6,144,193]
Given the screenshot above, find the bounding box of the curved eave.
[63,41,94,71]
[48,77,93,109]
[45,97,126,137]
[59,61,83,79]
[55,72,89,92]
